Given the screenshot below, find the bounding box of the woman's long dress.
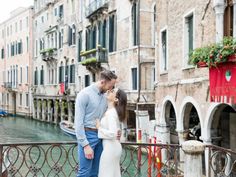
[98,108,122,177]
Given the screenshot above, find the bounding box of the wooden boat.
[59,120,76,136]
[0,109,7,117]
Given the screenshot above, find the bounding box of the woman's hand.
[96,119,100,129]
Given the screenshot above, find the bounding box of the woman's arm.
[98,112,118,140]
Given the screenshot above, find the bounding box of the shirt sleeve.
[74,92,89,147]
[98,111,118,140]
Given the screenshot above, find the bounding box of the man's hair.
[100,70,117,81]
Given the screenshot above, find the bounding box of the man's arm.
[74,92,89,147]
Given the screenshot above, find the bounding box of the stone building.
[77,0,156,141]
[32,0,78,124]
[0,7,34,117]
[155,0,236,153]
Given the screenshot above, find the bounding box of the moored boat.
[59,120,76,136]
[0,109,7,117]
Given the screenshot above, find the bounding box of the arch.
[160,95,177,125]
[204,102,231,142]
[178,96,203,133]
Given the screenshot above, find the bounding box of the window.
[40,66,44,85]
[68,26,72,46]
[85,75,90,87]
[71,0,75,13]
[109,14,117,52]
[59,5,64,18]
[224,0,233,36]
[131,68,138,90]
[26,36,29,52]
[20,20,22,31]
[54,8,57,16]
[72,25,76,45]
[132,3,138,46]
[20,94,22,106]
[70,61,75,83]
[26,93,29,107]
[92,26,96,49]
[26,17,29,28]
[152,4,157,46]
[26,66,28,83]
[20,67,22,84]
[160,29,168,71]
[184,12,194,66]
[59,62,64,83]
[102,20,107,48]
[78,31,82,62]
[86,28,91,50]
[1,48,4,59]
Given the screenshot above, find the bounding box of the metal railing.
[206,144,236,177]
[86,0,109,17]
[0,141,183,177]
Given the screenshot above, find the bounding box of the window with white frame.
[131,67,138,90]
[184,11,194,66]
[160,29,168,71]
[26,93,29,107]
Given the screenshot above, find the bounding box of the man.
[75,70,118,177]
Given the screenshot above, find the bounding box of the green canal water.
[0,116,153,177]
[0,116,76,143]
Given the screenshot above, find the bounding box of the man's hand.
[116,130,121,140]
[84,145,94,159]
[96,119,101,129]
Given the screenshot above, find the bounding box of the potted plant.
[189,36,236,68]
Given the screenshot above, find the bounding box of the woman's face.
[106,88,118,103]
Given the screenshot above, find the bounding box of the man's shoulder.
[77,85,94,96]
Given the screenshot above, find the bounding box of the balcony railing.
[3,82,12,89]
[40,48,57,62]
[80,45,108,67]
[0,141,183,177]
[86,0,109,18]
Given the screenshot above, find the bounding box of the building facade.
[0,7,34,117]
[155,0,236,153]
[33,0,78,124]
[77,0,156,141]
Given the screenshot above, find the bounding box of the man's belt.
[84,127,98,131]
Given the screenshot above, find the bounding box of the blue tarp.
[0,109,7,116]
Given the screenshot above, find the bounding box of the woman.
[96,88,127,177]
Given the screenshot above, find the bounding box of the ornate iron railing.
[206,144,236,177]
[0,141,183,177]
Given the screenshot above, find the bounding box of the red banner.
[210,62,236,104]
[60,83,65,94]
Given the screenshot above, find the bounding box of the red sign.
[60,83,65,94]
[210,62,236,104]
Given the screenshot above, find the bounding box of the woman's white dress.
[98,108,122,177]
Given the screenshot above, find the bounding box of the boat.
[0,109,7,117]
[59,120,76,136]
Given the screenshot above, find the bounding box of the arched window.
[224,0,233,36]
[40,65,44,85]
[70,59,75,83]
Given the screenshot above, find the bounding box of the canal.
[0,116,76,143]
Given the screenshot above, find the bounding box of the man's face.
[101,79,116,92]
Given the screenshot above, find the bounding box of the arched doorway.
[210,104,236,150]
[183,103,201,141]
[164,101,178,144]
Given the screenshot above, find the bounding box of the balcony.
[40,48,57,62]
[3,82,17,92]
[80,45,108,72]
[86,0,109,18]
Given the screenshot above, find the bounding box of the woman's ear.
[114,98,119,103]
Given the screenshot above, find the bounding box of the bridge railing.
[0,141,183,177]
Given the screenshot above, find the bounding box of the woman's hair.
[115,89,127,122]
